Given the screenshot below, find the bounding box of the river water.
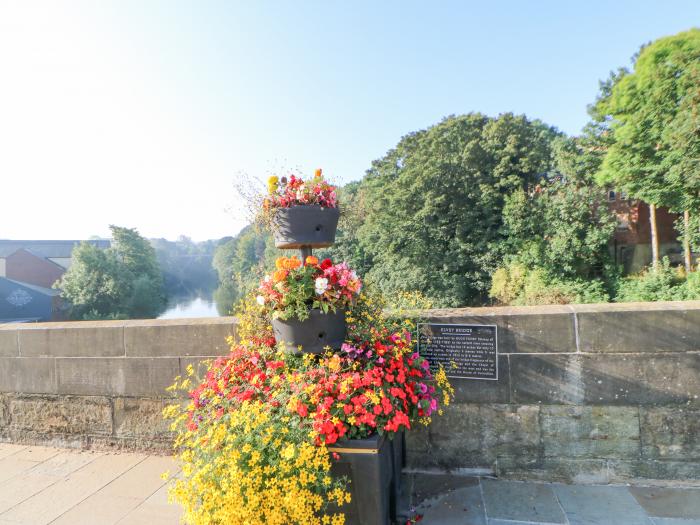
[158,294,221,319]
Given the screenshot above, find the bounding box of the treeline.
[214,29,700,308]
[58,229,226,320]
[151,236,220,297]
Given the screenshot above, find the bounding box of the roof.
[0,240,111,258]
[1,277,61,296]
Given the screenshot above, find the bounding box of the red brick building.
[4,249,67,289]
[607,191,683,272]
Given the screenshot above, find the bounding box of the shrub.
[615,258,687,302]
[490,262,609,306]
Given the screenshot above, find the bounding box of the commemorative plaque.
[418,323,498,380]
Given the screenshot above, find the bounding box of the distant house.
[0,277,64,323]
[607,192,683,273]
[0,240,110,322]
[4,249,66,289]
[0,239,110,274]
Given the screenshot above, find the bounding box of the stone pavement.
[0,444,181,525]
[3,444,700,525]
[408,473,700,525]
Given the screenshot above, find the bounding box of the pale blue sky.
[1,1,698,241]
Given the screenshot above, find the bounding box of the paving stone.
[411,473,480,505]
[418,484,486,525]
[553,484,653,525]
[630,487,700,519]
[481,479,566,524]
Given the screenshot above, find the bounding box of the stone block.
[509,354,584,404]
[404,424,430,468]
[609,459,700,483]
[426,404,540,469]
[541,405,640,459]
[18,323,124,357]
[641,407,700,460]
[8,395,112,435]
[0,328,18,357]
[113,398,173,439]
[481,479,567,524]
[575,303,700,353]
[56,357,179,397]
[496,456,609,484]
[124,317,236,357]
[451,356,510,404]
[426,404,484,468]
[0,357,56,394]
[582,353,700,406]
[423,305,576,353]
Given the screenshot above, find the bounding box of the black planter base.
[272,309,346,355]
[328,434,394,525]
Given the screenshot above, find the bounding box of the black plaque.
[418,323,498,380]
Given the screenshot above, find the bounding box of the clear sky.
[1,1,698,241]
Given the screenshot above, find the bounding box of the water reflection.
[158,294,221,319]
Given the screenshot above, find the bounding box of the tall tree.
[57,226,166,319]
[592,29,700,270]
[354,113,559,306]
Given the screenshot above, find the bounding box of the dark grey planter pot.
[272,205,340,249]
[328,434,393,525]
[271,308,346,354]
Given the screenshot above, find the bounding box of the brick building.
[607,191,683,273]
[0,240,110,322]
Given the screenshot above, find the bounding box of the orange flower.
[285,256,302,270]
[275,257,287,270]
[314,168,322,178]
[273,269,288,283]
[305,255,319,266]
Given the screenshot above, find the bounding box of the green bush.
[615,258,687,302]
[490,262,609,306]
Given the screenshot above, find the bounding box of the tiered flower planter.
[271,308,346,355]
[273,203,402,524]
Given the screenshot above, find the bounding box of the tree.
[592,29,700,270]
[57,226,166,319]
[353,113,560,306]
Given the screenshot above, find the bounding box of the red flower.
[320,258,333,270]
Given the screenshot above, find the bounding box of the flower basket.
[272,205,340,249]
[272,308,346,354]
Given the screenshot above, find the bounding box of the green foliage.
[489,262,610,306]
[501,181,617,279]
[57,226,166,319]
[615,258,700,302]
[593,29,700,211]
[212,225,281,310]
[151,236,219,297]
[353,113,560,307]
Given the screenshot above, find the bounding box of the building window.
[620,191,628,200]
[608,190,616,202]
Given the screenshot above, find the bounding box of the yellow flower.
[267,175,279,194]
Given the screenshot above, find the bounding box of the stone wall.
[1,302,699,484]
[406,302,700,485]
[0,317,236,451]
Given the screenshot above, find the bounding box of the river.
[158,294,221,319]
